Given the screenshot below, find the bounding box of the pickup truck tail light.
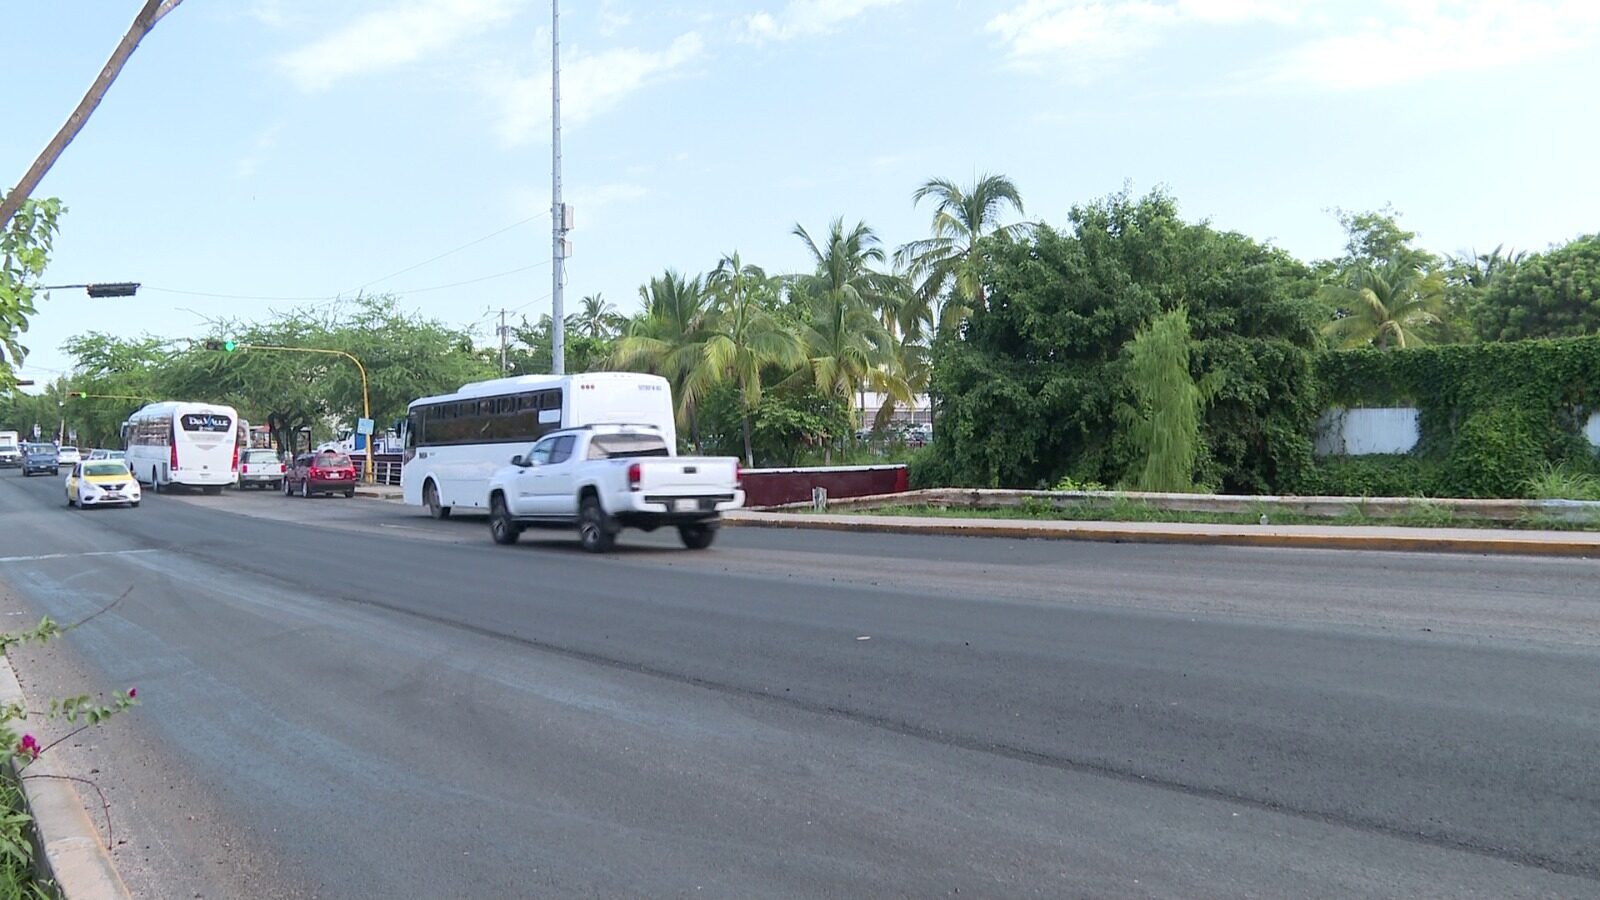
[735,461,742,489]
[279,463,287,474]
[231,443,239,473]
[627,462,642,491]
[241,465,249,474]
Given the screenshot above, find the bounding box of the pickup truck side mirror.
[511,454,526,467]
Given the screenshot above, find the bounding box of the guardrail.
[368,453,403,487]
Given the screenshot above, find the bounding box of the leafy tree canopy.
[1472,234,1600,341]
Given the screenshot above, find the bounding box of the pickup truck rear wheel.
[490,495,521,545]
[678,524,716,550]
[578,497,616,553]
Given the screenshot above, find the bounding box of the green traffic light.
[223,340,237,352]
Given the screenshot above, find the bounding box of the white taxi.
[65,460,142,509]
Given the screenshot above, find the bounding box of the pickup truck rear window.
[588,434,670,459]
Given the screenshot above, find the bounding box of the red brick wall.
[742,465,909,508]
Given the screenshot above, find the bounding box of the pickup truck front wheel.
[578,497,617,553]
[490,495,521,545]
[678,524,716,550]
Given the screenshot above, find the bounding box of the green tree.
[1116,307,1218,491]
[60,332,168,447]
[1472,234,1600,340]
[613,270,712,449]
[574,294,623,339]
[1321,261,1445,349]
[894,174,1026,332]
[0,198,64,391]
[509,314,615,375]
[700,253,804,465]
[932,189,1321,491]
[789,219,912,445]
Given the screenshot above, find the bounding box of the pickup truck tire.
[578,497,616,553]
[490,495,521,545]
[678,524,716,550]
[424,481,451,519]
[300,480,311,499]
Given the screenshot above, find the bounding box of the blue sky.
[6,0,1598,385]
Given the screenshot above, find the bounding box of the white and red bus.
[122,401,240,494]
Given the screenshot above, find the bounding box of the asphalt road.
[1,470,1598,898]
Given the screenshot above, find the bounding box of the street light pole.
[550,0,567,376]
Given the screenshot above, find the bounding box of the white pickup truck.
[485,425,744,552]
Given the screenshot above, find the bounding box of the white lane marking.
[0,548,161,564]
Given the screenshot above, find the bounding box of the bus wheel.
[425,481,451,519]
[151,469,161,493]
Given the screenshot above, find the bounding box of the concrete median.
[724,510,1600,557]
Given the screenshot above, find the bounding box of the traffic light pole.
[227,344,374,484]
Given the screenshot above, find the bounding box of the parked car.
[20,443,58,476]
[87,448,110,460]
[65,460,141,509]
[284,449,357,498]
[485,425,744,552]
[237,449,286,490]
[55,446,81,469]
[0,433,20,468]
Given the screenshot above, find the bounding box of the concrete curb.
[723,511,1600,558]
[0,656,131,900]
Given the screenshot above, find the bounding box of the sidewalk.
[355,486,403,501]
[724,510,1600,558]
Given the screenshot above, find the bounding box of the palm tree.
[612,270,711,448]
[575,294,622,339]
[894,173,1027,331]
[1322,261,1446,349]
[788,220,912,450]
[699,252,804,465]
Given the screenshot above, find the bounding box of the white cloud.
[492,32,704,146]
[599,0,632,37]
[985,0,1600,88]
[234,124,284,178]
[1259,0,1600,90]
[279,0,520,92]
[742,0,905,42]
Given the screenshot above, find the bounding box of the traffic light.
[84,282,140,298]
[67,391,84,398]
[203,339,239,352]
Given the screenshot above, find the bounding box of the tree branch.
[0,0,183,230]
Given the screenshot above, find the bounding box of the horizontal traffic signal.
[84,282,140,298]
[203,339,240,352]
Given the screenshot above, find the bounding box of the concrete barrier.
[757,487,1600,524]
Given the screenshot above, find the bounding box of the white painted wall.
[1315,407,1421,456]
[1586,411,1600,448]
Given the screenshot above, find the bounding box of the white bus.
[122,401,240,494]
[401,372,675,518]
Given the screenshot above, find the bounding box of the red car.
[284,450,357,498]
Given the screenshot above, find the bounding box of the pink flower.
[127,688,137,699]
[17,734,40,760]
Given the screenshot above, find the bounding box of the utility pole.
[498,308,509,375]
[550,0,568,375]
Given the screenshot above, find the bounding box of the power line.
[344,213,545,295]
[142,259,551,305]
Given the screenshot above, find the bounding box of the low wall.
[772,487,1600,524]
[742,465,909,508]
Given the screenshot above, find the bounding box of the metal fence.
[367,453,403,487]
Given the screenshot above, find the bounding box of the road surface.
[1,471,1597,898]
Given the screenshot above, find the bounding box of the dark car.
[283,450,357,498]
[21,443,58,476]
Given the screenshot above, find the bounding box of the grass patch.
[1524,463,1600,501]
[850,501,1600,531]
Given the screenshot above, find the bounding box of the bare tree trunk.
[0,0,182,230]
[741,408,754,467]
